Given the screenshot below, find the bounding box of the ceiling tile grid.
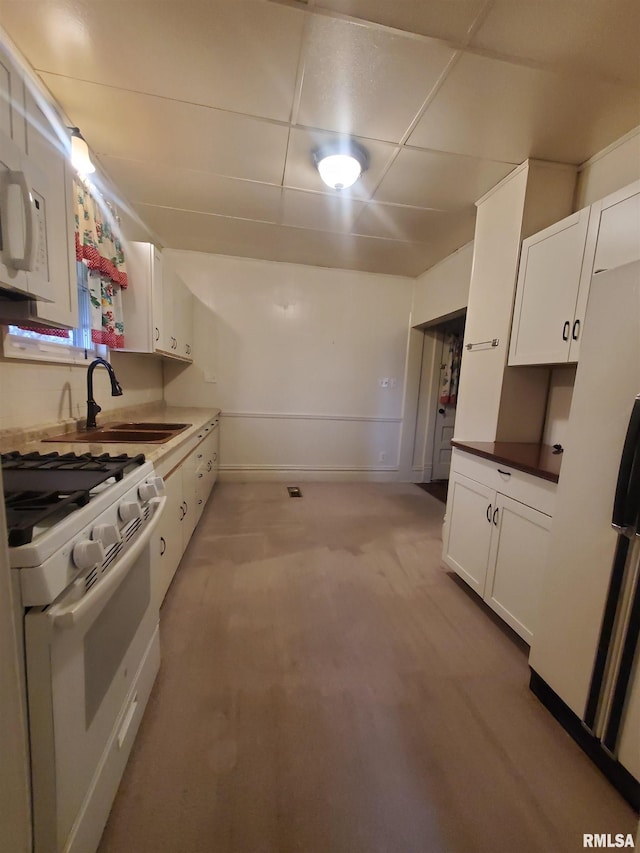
[0,0,638,275]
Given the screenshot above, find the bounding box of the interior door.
[432,320,464,481]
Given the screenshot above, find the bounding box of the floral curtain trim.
[439,332,463,406]
[74,177,128,288]
[89,272,125,349]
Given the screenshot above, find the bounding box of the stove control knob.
[119,500,143,523]
[92,523,121,546]
[73,539,105,571]
[138,482,159,502]
[150,476,165,495]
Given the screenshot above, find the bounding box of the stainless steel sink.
[43,422,192,444]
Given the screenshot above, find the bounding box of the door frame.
[398,309,466,483]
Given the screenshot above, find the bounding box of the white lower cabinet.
[443,451,555,643]
[154,418,219,608]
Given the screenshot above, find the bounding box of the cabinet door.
[175,276,193,360]
[509,208,591,366]
[154,468,184,609]
[443,472,494,597]
[180,445,198,547]
[0,45,27,151]
[484,494,552,643]
[121,242,163,353]
[161,263,177,354]
[594,191,640,274]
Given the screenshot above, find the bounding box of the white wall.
[576,126,640,208]
[165,250,413,480]
[411,242,473,327]
[0,350,163,432]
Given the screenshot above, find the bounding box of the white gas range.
[4,449,166,853]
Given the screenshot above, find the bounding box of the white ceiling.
[1,0,639,277]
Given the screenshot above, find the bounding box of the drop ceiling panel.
[297,14,456,142]
[312,0,487,43]
[137,204,431,276]
[374,148,515,210]
[471,0,640,87]
[0,0,304,121]
[100,156,282,223]
[409,53,640,164]
[283,127,398,198]
[281,189,364,232]
[353,203,476,245]
[40,73,290,183]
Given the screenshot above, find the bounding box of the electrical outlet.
[379,378,389,388]
[379,451,386,462]
[204,373,217,384]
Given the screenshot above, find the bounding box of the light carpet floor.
[98,482,637,853]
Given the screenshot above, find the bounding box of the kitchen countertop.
[0,403,221,468]
[451,440,562,483]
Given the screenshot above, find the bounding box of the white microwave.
[0,128,54,303]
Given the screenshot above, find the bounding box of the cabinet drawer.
[451,450,556,516]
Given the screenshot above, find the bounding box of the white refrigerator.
[529,260,640,810]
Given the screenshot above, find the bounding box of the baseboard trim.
[218,467,398,483]
[529,669,640,810]
[220,411,402,423]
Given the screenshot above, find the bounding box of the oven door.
[25,496,166,853]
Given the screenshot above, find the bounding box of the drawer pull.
[562,320,570,341]
[497,469,511,477]
[493,507,499,526]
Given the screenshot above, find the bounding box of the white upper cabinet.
[509,180,640,367]
[162,261,193,361]
[0,42,75,313]
[120,241,164,354]
[593,184,640,274]
[121,242,193,362]
[509,207,593,366]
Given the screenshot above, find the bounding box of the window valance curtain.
[74,177,127,348]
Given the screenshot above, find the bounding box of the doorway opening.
[411,312,466,496]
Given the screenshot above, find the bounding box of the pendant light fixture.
[313,139,369,191]
[69,127,95,175]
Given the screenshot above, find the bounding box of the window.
[3,262,106,364]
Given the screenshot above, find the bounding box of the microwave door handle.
[4,170,36,271]
[612,396,640,533]
[50,496,166,630]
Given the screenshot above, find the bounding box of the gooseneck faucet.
[86,357,123,430]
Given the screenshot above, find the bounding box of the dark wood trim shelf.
[451,440,562,483]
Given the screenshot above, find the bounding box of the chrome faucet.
[86,357,123,430]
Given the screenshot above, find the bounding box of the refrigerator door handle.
[584,536,631,731]
[602,564,640,754]
[612,396,640,533]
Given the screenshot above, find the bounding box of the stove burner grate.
[5,489,91,547]
[2,451,146,547]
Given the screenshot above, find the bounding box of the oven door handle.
[51,496,167,630]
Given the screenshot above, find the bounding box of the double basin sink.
[44,422,192,444]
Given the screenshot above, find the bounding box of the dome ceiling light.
[69,127,95,175]
[313,140,369,191]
